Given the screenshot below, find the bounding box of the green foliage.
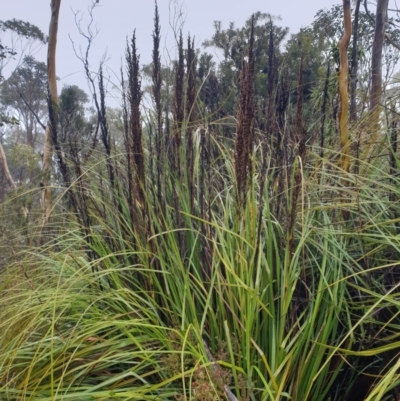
[9,142,40,171]
[59,84,93,150]
[0,19,47,44]
[2,132,400,400]
[1,56,47,148]
[0,44,16,62]
[2,55,47,108]
[0,19,47,84]
[0,112,19,127]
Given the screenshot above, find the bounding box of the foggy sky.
[1,0,340,103]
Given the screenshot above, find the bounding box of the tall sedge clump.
[41,0,61,229]
[338,0,351,175]
[186,35,197,213]
[126,31,145,208]
[234,16,255,211]
[152,1,164,212]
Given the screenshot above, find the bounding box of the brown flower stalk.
[126,31,145,206]
[98,66,115,188]
[186,35,197,213]
[152,1,163,211]
[172,31,184,175]
[287,44,306,253]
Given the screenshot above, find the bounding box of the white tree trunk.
[0,143,16,190]
[41,0,61,227]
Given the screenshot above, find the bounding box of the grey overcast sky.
[2,0,340,103]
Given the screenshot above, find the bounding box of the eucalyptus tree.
[0,21,46,138]
[1,56,47,148]
[370,0,389,128]
[42,0,61,229]
[312,3,400,118]
[58,84,93,159]
[0,18,47,84]
[0,19,46,143]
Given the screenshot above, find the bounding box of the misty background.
[1,0,339,104]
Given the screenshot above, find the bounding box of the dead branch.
[203,341,239,401]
